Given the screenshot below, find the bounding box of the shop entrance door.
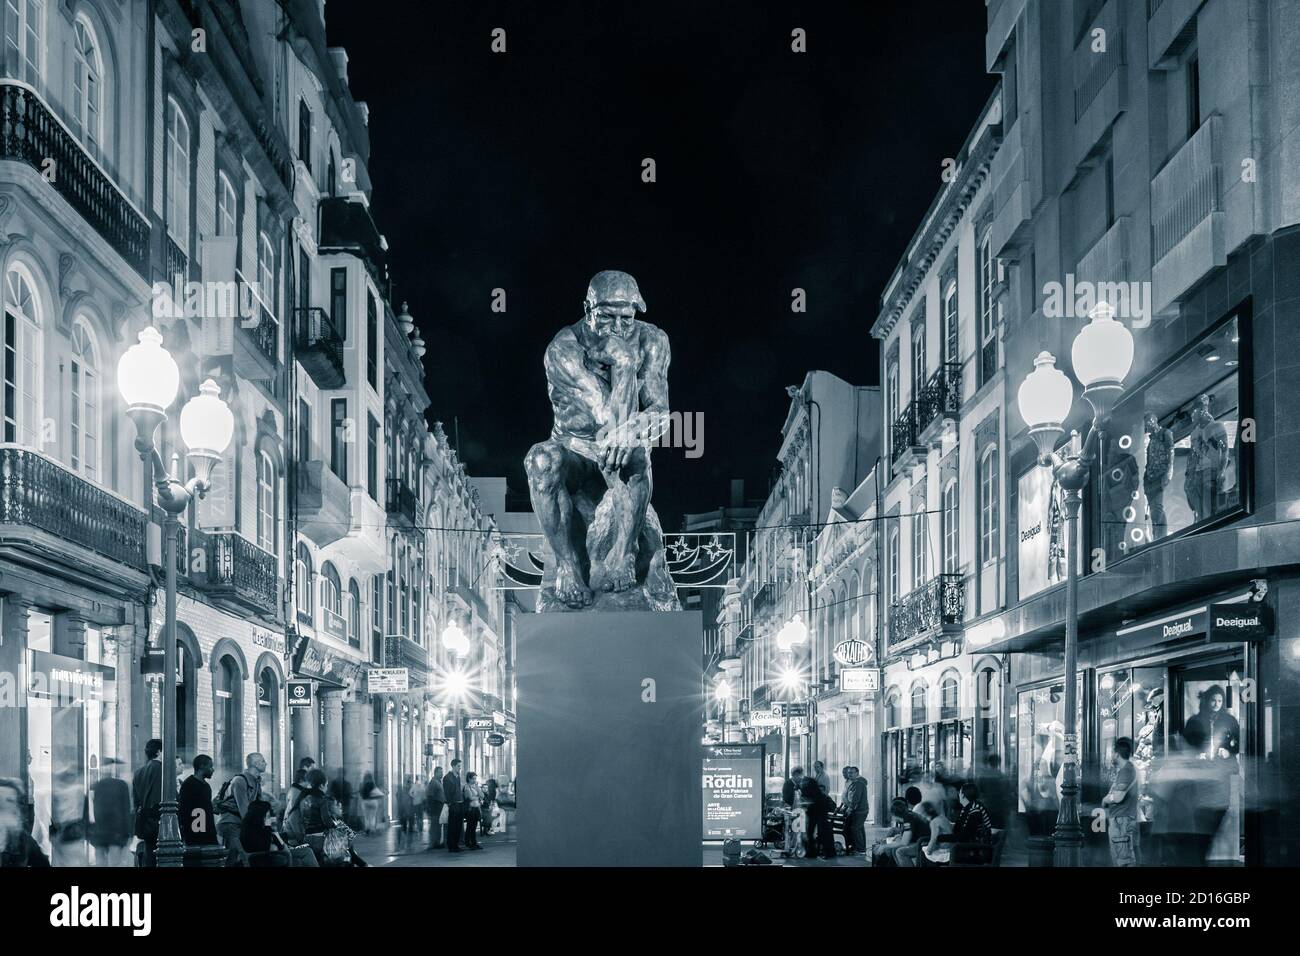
[1168,653,1248,865]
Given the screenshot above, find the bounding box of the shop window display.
[1098,667,1165,823]
[1097,315,1244,564]
[1015,677,1083,833]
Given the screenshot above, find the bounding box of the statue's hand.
[588,333,638,370]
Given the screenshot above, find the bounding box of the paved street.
[352,825,518,867]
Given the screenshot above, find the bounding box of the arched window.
[940,671,961,720]
[256,666,279,790]
[884,688,902,728]
[217,172,237,238]
[258,233,275,304]
[347,579,361,648]
[166,99,191,251]
[213,655,242,782]
[176,637,196,765]
[320,561,342,620]
[3,264,42,445]
[69,320,100,480]
[256,450,276,555]
[5,0,43,84]
[295,542,313,621]
[910,681,928,726]
[980,446,1000,566]
[911,500,927,589]
[942,478,959,574]
[72,16,104,158]
[887,526,900,606]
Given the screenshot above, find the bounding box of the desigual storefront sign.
[1117,596,1271,649]
[1209,603,1272,642]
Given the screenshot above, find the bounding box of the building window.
[978,231,997,386]
[943,280,958,366]
[298,245,310,314]
[366,293,378,388]
[884,688,902,728]
[330,399,348,483]
[910,682,928,726]
[911,323,927,404]
[367,414,379,501]
[72,16,103,158]
[1186,51,1201,141]
[297,97,311,170]
[3,265,41,446]
[386,544,397,635]
[348,579,362,649]
[942,478,959,575]
[940,672,960,720]
[399,544,410,635]
[213,656,242,783]
[4,0,43,85]
[327,151,337,197]
[886,359,900,459]
[371,573,383,638]
[911,502,927,590]
[256,449,276,555]
[295,542,313,622]
[329,267,347,341]
[1094,311,1246,565]
[217,172,237,238]
[888,526,900,606]
[166,99,191,252]
[320,561,342,632]
[258,233,275,307]
[980,446,999,567]
[68,320,99,481]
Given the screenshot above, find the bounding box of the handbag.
[322,823,353,864]
[438,804,449,826]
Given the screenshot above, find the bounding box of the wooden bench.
[947,827,1006,867]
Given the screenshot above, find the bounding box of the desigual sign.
[1209,602,1272,642]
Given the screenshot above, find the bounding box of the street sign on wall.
[287,679,313,707]
[840,667,880,693]
[367,668,409,694]
[833,638,872,667]
[771,701,809,718]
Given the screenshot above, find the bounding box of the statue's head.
[583,270,645,340]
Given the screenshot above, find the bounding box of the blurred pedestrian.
[483,777,499,835]
[1150,725,1228,865]
[1,778,48,868]
[812,760,830,796]
[178,754,217,847]
[799,777,836,859]
[293,756,316,788]
[90,758,133,866]
[464,772,484,850]
[397,774,414,848]
[409,775,425,836]
[131,738,163,867]
[919,801,953,865]
[51,766,88,866]
[1102,736,1140,866]
[975,754,1012,829]
[328,768,354,828]
[443,760,464,852]
[426,767,446,850]
[872,797,928,867]
[360,771,383,835]
[839,766,867,854]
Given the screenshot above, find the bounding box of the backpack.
[215,773,256,817]
[282,785,308,841]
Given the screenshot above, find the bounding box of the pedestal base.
[516,610,703,866]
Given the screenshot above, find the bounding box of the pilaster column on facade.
[0,596,35,779]
[342,694,373,788]
[321,692,345,771]
[291,698,320,772]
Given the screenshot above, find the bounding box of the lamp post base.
[155,801,185,868]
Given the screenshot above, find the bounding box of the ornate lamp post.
[118,327,234,867]
[714,678,732,744]
[1016,302,1133,867]
[775,614,809,781]
[441,619,470,761]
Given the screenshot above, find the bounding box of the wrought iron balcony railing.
[385,478,420,527]
[193,528,279,617]
[890,404,924,467]
[888,572,965,652]
[0,446,147,570]
[163,234,188,284]
[293,307,345,388]
[916,362,962,436]
[0,81,150,278]
[235,269,279,368]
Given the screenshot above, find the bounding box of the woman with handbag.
[301,769,367,867]
[463,772,484,850]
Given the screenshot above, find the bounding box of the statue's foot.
[605,553,638,593]
[555,560,593,608]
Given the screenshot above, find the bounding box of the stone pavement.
[352,824,518,867]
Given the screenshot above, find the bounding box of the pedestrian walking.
[443,760,465,852]
[177,755,217,847]
[1,777,49,868]
[397,774,415,848]
[799,777,836,859]
[812,760,831,796]
[463,772,484,850]
[131,738,163,867]
[409,775,425,837]
[1103,736,1140,867]
[328,768,355,829]
[89,758,133,866]
[483,777,499,836]
[215,752,266,867]
[425,767,446,850]
[360,771,383,835]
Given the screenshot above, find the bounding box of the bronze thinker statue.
[525,270,680,612]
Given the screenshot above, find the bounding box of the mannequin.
[1185,395,1228,523]
[1142,412,1175,539]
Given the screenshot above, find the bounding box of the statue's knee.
[525,443,560,489]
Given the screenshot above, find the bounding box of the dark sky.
[324,1,994,528]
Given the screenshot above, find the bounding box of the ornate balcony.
[0,446,147,571]
[0,81,150,278]
[193,529,279,618]
[293,307,345,388]
[386,478,420,528]
[164,234,189,284]
[235,269,279,376]
[890,404,926,472]
[916,362,962,444]
[318,196,386,284]
[888,573,965,655]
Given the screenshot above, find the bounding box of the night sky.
[324,1,994,527]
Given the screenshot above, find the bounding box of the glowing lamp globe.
[118,326,180,412]
[715,679,732,702]
[1018,351,1073,465]
[1071,301,1132,420]
[179,379,234,456]
[442,620,469,657]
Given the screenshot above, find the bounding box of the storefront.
[1007,587,1269,864]
[289,635,364,779]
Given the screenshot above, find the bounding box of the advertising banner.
[702,743,764,839]
[1017,465,1081,600]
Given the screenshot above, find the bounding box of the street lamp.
[774,614,809,781]
[442,619,471,762]
[118,326,234,867]
[1016,301,1133,867]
